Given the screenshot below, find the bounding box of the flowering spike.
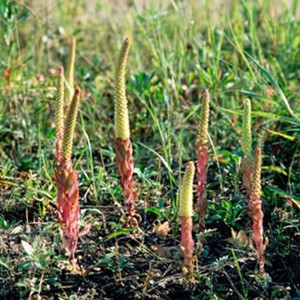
[241,99,252,200]
[197,89,210,145]
[114,37,131,140]
[196,89,210,231]
[65,36,76,115]
[179,161,195,280]
[63,88,81,163]
[249,147,265,275]
[242,99,252,159]
[179,162,195,218]
[55,66,65,160]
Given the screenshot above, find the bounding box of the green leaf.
[145,207,163,218]
[267,129,298,142]
[262,165,288,176]
[104,228,134,242]
[219,107,296,123]
[0,259,10,271]
[21,240,34,256]
[266,186,300,201]
[245,52,300,123]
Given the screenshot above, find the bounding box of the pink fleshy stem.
[180,216,195,279]
[115,138,138,224]
[195,143,209,231]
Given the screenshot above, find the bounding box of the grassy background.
[0,0,300,299]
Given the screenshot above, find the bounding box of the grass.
[0,0,300,299]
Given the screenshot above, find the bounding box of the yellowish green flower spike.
[242,99,252,158]
[179,161,195,217]
[65,36,76,112]
[63,88,81,162]
[197,89,210,145]
[55,67,65,155]
[251,147,261,201]
[114,37,131,140]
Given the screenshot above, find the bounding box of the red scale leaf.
[180,216,195,274]
[55,160,90,260]
[115,138,137,219]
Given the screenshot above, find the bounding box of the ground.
[0,0,300,299]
